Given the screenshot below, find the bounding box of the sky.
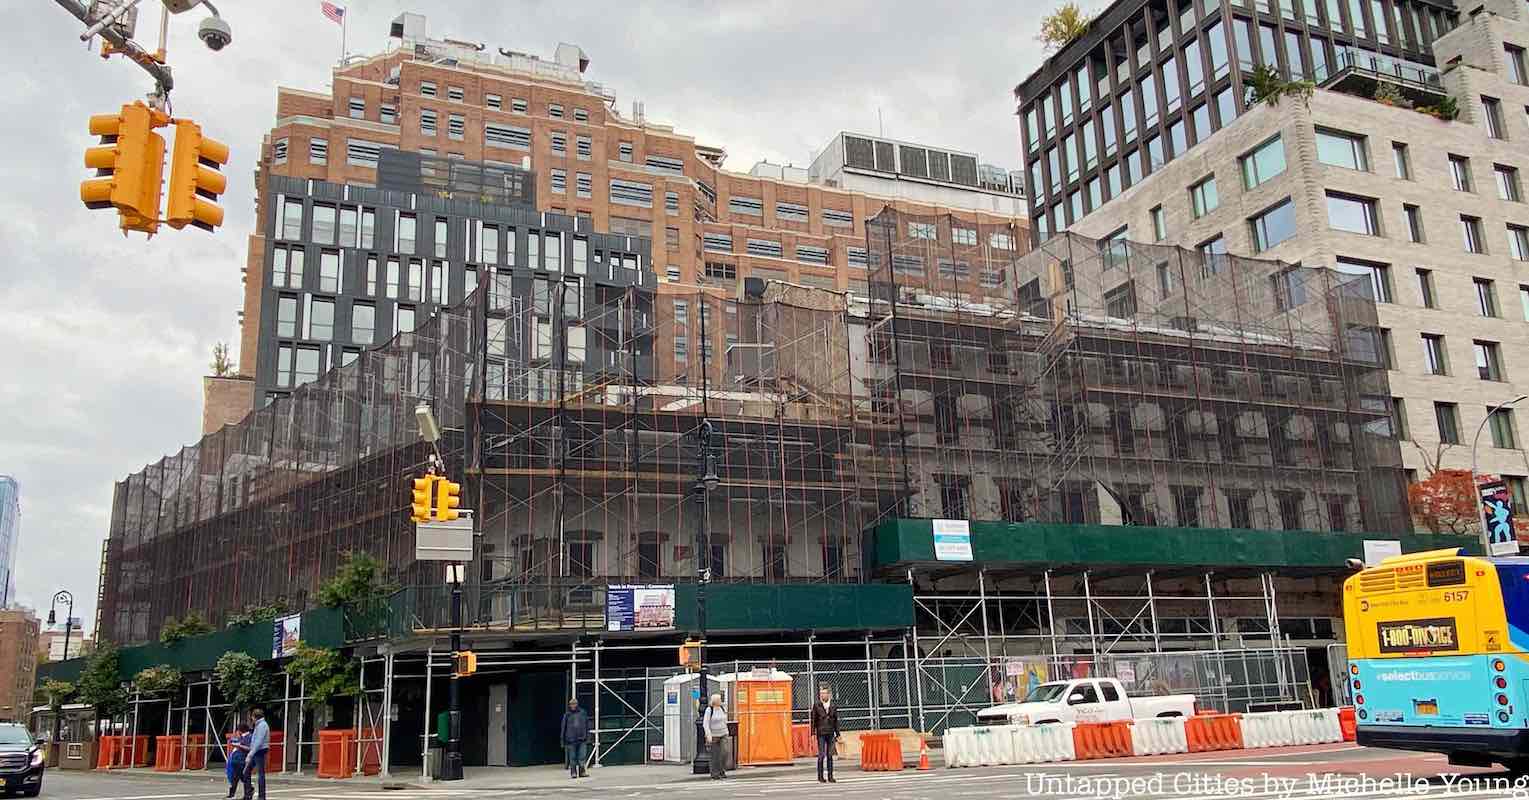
[1,0,1054,633]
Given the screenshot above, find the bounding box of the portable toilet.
[661,673,702,764]
[717,668,793,766]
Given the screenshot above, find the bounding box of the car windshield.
[1023,682,1072,703]
[0,727,33,745]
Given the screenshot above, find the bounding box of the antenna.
[878,108,884,137]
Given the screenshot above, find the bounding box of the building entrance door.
[488,683,509,767]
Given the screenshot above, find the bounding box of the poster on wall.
[1481,478,1520,556]
[606,585,676,632]
[932,519,973,562]
[272,613,302,659]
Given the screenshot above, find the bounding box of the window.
[1405,204,1425,243]
[1461,215,1486,253]
[673,335,688,363]
[295,347,320,386]
[1326,192,1380,236]
[1198,235,1227,274]
[445,114,464,141]
[1484,97,1507,139]
[1508,45,1528,85]
[272,137,287,164]
[617,142,633,162]
[364,254,378,295]
[1475,340,1505,381]
[312,203,337,244]
[550,131,567,155]
[397,213,416,254]
[702,232,732,252]
[645,155,685,175]
[1390,397,1408,438]
[609,179,653,207]
[307,136,329,166]
[406,258,422,301]
[385,257,399,299]
[1277,491,1304,531]
[1226,491,1253,529]
[419,80,436,97]
[446,85,463,102]
[348,96,365,118]
[909,221,937,239]
[1512,225,1529,261]
[1172,486,1202,528]
[420,108,437,137]
[280,198,304,240]
[746,238,783,258]
[481,225,499,264]
[432,218,448,259]
[1336,258,1392,302]
[573,135,593,161]
[1416,268,1437,308]
[1240,135,1286,189]
[547,102,564,119]
[1392,142,1411,179]
[823,208,853,227]
[777,202,809,224]
[484,93,502,110]
[1477,278,1500,317]
[1422,333,1448,375]
[797,245,829,265]
[1497,165,1522,202]
[351,302,375,345]
[550,168,566,194]
[952,226,977,246]
[511,97,528,114]
[338,207,358,246]
[989,232,1016,250]
[573,107,589,122]
[1151,206,1167,241]
[484,123,531,150]
[1189,175,1219,218]
[1450,155,1473,192]
[346,139,382,168]
[1522,285,1529,321]
[1491,409,1519,449]
[1249,198,1297,252]
[575,172,591,199]
[1377,328,1396,368]
[318,249,341,292]
[397,305,415,334]
[637,540,660,579]
[1316,129,1368,170]
[306,297,334,341]
[276,295,298,337]
[1435,402,1461,444]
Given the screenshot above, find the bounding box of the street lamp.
[691,420,718,775]
[416,403,464,781]
[1471,394,1529,556]
[47,590,75,749]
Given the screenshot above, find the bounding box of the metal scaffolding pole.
[995,582,1009,658]
[864,633,877,729]
[1146,570,1162,653]
[978,570,993,668]
[1083,571,1099,656]
[381,651,394,777]
[354,657,366,777]
[421,648,434,782]
[1044,571,1060,663]
[592,640,601,767]
[807,633,816,695]
[901,632,915,730]
[179,681,190,771]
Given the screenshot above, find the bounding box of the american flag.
[321,1,345,24]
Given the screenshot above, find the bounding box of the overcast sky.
[2,1,1054,633]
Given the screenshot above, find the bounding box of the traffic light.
[80,101,167,233]
[435,479,462,522]
[411,476,437,523]
[164,119,229,231]
[454,651,477,677]
[679,639,701,671]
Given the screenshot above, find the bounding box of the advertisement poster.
[606,584,676,632]
[1480,478,1519,556]
[933,519,973,562]
[272,613,301,659]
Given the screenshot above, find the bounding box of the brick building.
[212,11,1027,424]
[0,608,39,723]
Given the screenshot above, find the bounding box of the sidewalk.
[96,755,864,791]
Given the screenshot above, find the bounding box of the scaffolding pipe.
[381,651,394,778]
[864,633,877,729]
[908,569,925,732]
[421,647,434,782]
[1083,571,1099,656]
[295,679,305,775]
[901,632,915,730]
[354,657,365,777]
[1146,570,1161,654]
[1044,571,1060,663]
[592,640,601,767]
[807,633,815,697]
[179,681,190,771]
[978,570,993,668]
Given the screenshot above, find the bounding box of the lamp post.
[47,590,75,748]
[1471,394,1529,556]
[691,420,719,775]
[415,403,463,781]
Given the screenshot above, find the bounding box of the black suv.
[0,724,42,797]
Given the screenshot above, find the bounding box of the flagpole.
[339,8,347,66]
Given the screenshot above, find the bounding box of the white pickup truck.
[976,678,1196,726]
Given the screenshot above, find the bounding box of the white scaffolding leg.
[422,648,434,782]
[381,651,394,777]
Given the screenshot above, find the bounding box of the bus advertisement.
[1343,547,1529,769]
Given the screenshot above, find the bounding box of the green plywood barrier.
[868,518,1479,572]
[673,584,913,632]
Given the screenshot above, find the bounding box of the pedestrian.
[241,707,270,800]
[703,693,729,780]
[560,698,591,779]
[224,723,251,799]
[810,686,840,783]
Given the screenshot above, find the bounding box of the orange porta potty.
[1071,722,1133,760]
[1338,707,1357,741]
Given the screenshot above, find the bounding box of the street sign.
[416,512,474,562]
[1479,479,1518,556]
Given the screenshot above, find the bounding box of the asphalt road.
[26,744,1529,800]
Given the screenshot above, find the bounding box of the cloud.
[1,1,1047,632]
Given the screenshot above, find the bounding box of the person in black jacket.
[560,699,591,779]
[809,686,840,783]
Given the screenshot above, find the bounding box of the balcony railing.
[1319,46,1447,105]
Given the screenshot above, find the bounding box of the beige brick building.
[0,608,39,723]
[210,12,1027,429]
[1061,0,1529,518]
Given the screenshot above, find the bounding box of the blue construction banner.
[1480,478,1518,556]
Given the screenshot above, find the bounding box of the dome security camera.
[198,14,231,50]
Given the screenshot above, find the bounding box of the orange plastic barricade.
[95,736,119,769]
[1072,722,1133,760]
[267,731,286,773]
[791,724,815,758]
[1185,714,1244,752]
[858,732,903,772]
[129,736,151,767]
[316,730,357,779]
[153,736,182,772]
[358,728,383,776]
[184,735,207,770]
[1337,707,1357,742]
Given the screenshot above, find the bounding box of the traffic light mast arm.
[53,0,173,96]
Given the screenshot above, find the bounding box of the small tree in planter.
[215,652,273,715]
[133,665,184,698]
[159,612,215,645]
[226,601,291,629]
[283,644,359,712]
[1246,64,1315,108]
[76,643,127,736]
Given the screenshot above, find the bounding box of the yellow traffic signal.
[81,102,167,234]
[411,476,436,523]
[679,639,700,671]
[165,119,229,231]
[435,479,462,522]
[454,651,477,677]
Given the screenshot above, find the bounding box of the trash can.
[426,742,443,780]
[725,721,739,771]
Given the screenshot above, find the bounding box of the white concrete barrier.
[1130,717,1189,756]
[1288,708,1343,744]
[1014,722,1076,764]
[972,725,1008,766]
[943,726,975,768]
[1240,711,1296,749]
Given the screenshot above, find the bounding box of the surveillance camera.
[198,15,231,50]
